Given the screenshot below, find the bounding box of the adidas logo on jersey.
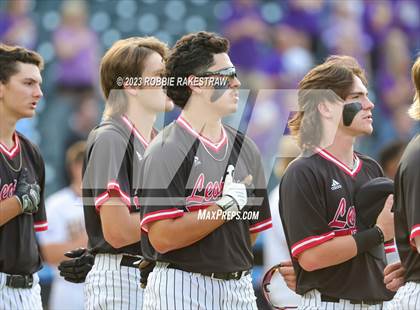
[194,156,201,166]
[331,179,342,190]
[136,151,143,161]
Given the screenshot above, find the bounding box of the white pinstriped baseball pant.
[384,281,420,310]
[143,262,258,310]
[299,289,384,310]
[84,253,143,310]
[0,272,42,310]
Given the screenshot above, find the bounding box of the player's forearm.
[0,197,22,226]
[297,235,357,271]
[148,205,225,254]
[100,199,141,248]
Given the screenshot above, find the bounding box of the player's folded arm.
[84,130,140,248]
[139,144,188,253]
[280,164,356,271]
[140,182,226,253]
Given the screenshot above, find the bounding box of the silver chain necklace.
[0,147,22,173]
[199,137,229,162]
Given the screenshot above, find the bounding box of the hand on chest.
[185,160,252,208]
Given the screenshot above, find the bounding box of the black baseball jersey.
[83,115,151,255]
[394,134,420,282]
[279,148,394,301]
[0,132,47,275]
[140,116,272,273]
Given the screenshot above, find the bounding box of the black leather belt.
[6,274,34,289]
[167,263,250,281]
[321,294,382,306]
[120,255,142,268]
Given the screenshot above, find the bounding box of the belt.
[6,274,34,289]
[167,263,250,281]
[321,294,382,306]
[120,255,142,268]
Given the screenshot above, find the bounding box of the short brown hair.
[408,57,420,120]
[0,44,44,83]
[288,55,368,149]
[165,31,229,108]
[100,37,168,118]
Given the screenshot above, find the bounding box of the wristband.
[352,227,382,254]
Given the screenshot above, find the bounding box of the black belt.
[6,274,34,289]
[321,294,382,306]
[167,263,250,281]
[120,255,142,268]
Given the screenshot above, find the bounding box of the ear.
[187,75,202,95]
[123,83,138,97]
[318,101,332,118]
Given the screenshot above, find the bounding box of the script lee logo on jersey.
[0,178,17,200]
[328,197,356,232]
[186,173,223,204]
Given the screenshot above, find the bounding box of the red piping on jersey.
[316,148,363,177]
[94,181,131,212]
[249,218,273,233]
[121,115,149,148]
[333,227,357,236]
[409,224,420,249]
[291,231,335,258]
[34,221,48,232]
[0,133,20,159]
[176,116,228,152]
[140,208,184,231]
[185,203,212,212]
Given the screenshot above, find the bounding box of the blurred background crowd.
[1,0,419,309]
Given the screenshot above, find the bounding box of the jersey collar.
[176,116,228,152]
[316,147,363,177]
[121,115,150,148]
[0,132,20,159]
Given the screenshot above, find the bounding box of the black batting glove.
[58,248,95,283]
[14,168,41,214]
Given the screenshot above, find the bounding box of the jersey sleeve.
[401,154,420,248]
[83,130,132,212]
[37,197,65,244]
[279,161,334,258]
[247,142,272,234]
[33,147,47,232]
[139,142,185,232]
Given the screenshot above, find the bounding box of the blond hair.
[100,37,168,119]
[408,57,420,120]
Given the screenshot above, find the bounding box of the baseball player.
[387,57,420,309]
[279,55,396,309]
[81,37,173,310]
[0,44,47,309]
[139,31,272,310]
